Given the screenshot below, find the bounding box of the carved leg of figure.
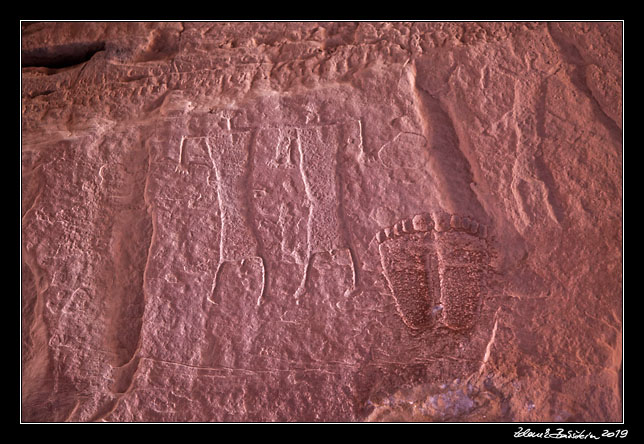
[294,248,356,303]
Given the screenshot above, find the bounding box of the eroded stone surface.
[21,21,622,422]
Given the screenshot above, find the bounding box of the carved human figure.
[293,123,357,302]
[206,130,266,306]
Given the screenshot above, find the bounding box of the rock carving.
[377,210,489,330]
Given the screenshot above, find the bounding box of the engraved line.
[478,307,501,376]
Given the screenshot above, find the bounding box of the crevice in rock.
[410,66,489,222]
[22,41,106,69]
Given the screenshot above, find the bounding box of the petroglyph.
[378,132,430,170]
[434,212,489,331]
[206,129,266,306]
[176,136,212,174]
[377,210,489,331]
[377,213,440,329]
[294,122,356,301]
[22,21,623,424]
[268,127,298,169]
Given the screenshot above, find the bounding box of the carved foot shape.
[377,211,489,331]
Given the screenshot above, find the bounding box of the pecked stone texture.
[21,21,622,422]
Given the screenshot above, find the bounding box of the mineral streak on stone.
[22,21,622,422]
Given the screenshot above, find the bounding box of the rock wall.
[21,21,622,422]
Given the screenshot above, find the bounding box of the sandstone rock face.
[21,22,622,422]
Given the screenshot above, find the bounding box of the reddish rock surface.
[21,21,622,422]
